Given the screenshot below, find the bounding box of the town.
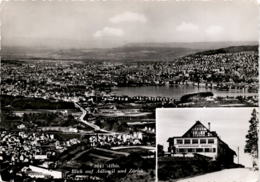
[0,45,258,181]
[2,46,259,106]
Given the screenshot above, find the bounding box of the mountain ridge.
[1,42,258,62]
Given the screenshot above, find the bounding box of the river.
[112,85,257,99]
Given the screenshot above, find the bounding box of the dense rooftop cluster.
[174,51,258,86]
[2,50,258,101]
[0,131,80,165]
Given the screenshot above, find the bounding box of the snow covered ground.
[176,168,258,182]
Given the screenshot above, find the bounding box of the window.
[179,148,185,153]
[208,139,214,144]
[177,139,183,144]
[184,139,190,144]
[192,139,198,144]
[200,139,206,144]
[196,148,203,152]
[205,148,215,152]
[187,148,193,152]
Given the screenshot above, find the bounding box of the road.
[176,168,258,182]
[74,102,108,132]
[111,145,155,152]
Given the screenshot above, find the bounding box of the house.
[167,121,236,165]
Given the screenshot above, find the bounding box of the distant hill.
[124,41,258,50]
[1,45,200,62]
[192,45,258,56]
[98,46,200,62]
[1,42,258,62]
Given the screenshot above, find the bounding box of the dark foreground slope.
[158,156,244,181]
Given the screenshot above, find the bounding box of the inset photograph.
[157,108,259,182]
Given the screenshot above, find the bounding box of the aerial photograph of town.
[0,0,259,182]
[157,108,259,182]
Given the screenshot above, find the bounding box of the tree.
[245,109,259,167]
[158,144,164,157]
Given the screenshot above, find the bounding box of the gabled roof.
[217,137,237,156]
[167,121,236,156]
[182,120,217,137]
[167,121,213,142]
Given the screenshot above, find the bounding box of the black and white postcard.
[0,0,259,182]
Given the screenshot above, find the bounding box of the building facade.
[168,121,236,165]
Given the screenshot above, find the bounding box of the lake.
[112,85,257,99]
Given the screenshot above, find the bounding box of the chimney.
[208,122,211,131]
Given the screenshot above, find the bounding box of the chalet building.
[167,121,236,165]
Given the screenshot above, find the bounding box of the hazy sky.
[1,0,259,49]
[156,108,258,168]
